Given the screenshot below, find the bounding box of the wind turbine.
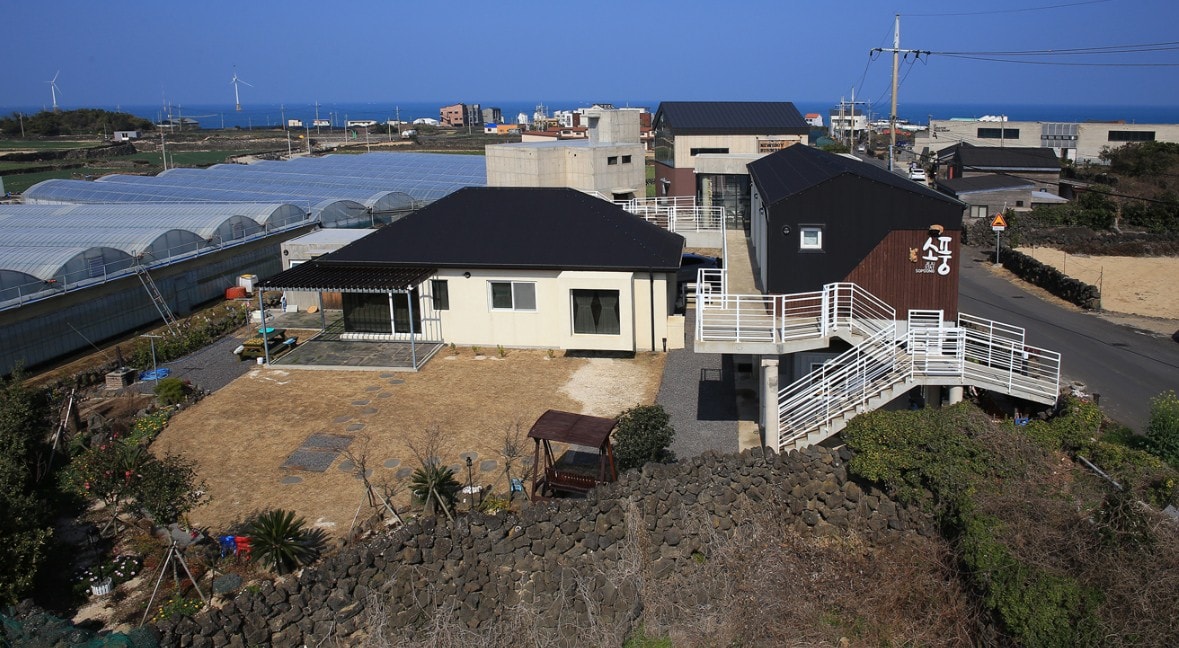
[46,71,61,112]
[230,68,253,112]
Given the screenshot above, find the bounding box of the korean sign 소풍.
[916,224,952,276]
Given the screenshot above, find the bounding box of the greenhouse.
[0,202,315,306]
[22,180,371,228]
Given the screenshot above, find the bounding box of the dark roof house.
[261,187,686,356]
[652,101,809,135]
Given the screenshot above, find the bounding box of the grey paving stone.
[338,460,355,472]
[280,475,303,485]
[364,385,381,392]
[479,459,498,473]
[360,407,378,415]
[387,379,405,385]
[395,467,413,480]
[351,399,370,406]
[346,423,365,432]
[332,415,352,424]
[459,451,479,462]
[377,392,392,399]
[383,458,401,469]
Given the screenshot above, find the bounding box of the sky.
[3,0,1178,111]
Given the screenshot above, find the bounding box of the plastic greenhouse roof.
[0,227,206,253]
[0,245,132,281]
[0,203,305,230]
[95,174,414,212]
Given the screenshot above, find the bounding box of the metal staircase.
[135,264,179,334]
[692,277,1062,453]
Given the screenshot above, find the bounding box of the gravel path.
[657,308,740,458]
[135,333,253,395]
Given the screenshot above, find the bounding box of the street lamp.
[465,456,474,510]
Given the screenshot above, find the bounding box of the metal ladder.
[135,264,178,333]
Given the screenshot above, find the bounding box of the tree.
[613,405,676,472]
[1146,390,1179,469]
[0,370,52,605]
[247,509,326,575]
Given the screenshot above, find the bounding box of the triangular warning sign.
[991,213,1008,228]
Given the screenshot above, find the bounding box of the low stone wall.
[1000,247,1101,309]
[0,142,137,162]
[154,446,931,647]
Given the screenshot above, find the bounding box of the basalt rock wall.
[155,445,931,647]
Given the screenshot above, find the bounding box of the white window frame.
[488,281,537,312]
[799,226,823,250]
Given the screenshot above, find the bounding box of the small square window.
[489,281,536,311]
[607,156,618,165]
[800,226,823,250]
[621,155,632,164]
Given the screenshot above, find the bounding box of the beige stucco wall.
[918,120,1179,164]
[486,142,645,197]
[426,268,677,352]
[671,134,805,168]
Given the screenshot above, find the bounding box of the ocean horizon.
[2,100,1176,130]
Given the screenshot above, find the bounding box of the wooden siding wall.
[842,229,960,319]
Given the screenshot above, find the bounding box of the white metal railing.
[695,282,896,347]
[776,323,905,450]
[770,306,1063,452]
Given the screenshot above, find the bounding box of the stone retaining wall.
[1000,247,1101,309]
[155,446,930,647]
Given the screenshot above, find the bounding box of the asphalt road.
[957,247,1179,432]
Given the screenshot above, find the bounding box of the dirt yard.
[151,349,665,536]
[1016,246,1179,321]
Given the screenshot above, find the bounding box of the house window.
[799,226,823,250]
[489,281,536,311]
[970,205,989,220]
[607,156,618,165]
[977,128,1020,139]
[1108,130,1155,142]
[690,147,729,156]
[571,290,620,335]
[621,155,632,164]
[1016,200,1025,207]
[431,279,449,310]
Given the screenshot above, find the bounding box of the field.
[151,349,665,537]
[1016,245,1179,321]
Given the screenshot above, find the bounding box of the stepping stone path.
[332,415,353,424]
[353,469,373,479]
[379,372,396,378]
[351,399,370,406]
[383,458,401,469]
[280,475,303,485]
[479,459,498,473]
[360,407,378,415]
[395,467,413,480]
[377,392,392,399]
[338,460,355,472]
[387,379,404,385]
[364,385,381,392]
[459,451,479,462]
[448,464,464,474]
[346,423,365,432]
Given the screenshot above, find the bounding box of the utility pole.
[872,14,928,172]
[281,104,286,131]
[315,101,321,135]
[18,112,24,138]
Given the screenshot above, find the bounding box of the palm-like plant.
[246,509,326,574]
[410,460,461,519]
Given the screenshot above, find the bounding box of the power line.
[935,41,1179,56]
[938,54,1179,68]
[905,0,1115,18]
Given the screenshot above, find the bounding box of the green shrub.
[410,461,461,516]
[149,595,203,624]
[247,509,326,575]
[1025,397,1101,451]
[153,377,187,406]
[1146,390,1179,469]
[613,404,676,472]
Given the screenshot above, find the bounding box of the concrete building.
[439,103,467,128]
[112,130,140,141]
[486,108,645,200]
[653,101,810,229]
[915,116,1179,163]
[936,175,1067,221]
[827,107,868,142]
[482,107,503,124]
[279,228,376,310]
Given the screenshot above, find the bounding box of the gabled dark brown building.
[748,145,965,318]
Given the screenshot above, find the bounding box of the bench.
[543,466,598,495]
